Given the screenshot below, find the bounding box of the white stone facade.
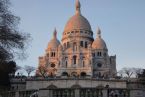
[37,0,117,78]
[26,79,127,90]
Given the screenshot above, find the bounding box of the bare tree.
[0,0,30,90]
[118,70,124,77]
[38,65,48,78]
[24,65,35,76]
[0,0,30,61]
[119,67,134,79]
[123,68,133,78]
[132,68,143,78]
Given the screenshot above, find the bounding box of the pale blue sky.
[10,0,145,73]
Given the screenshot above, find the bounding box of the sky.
[10,0,145,74]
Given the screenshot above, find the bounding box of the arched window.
[66,61,67,68]
[97,52,102,56]
[73,42,77,51]
[80,41,83,47]
[85,41,88,48]
[62,72,68,76]
[80,72,86,77]
[83,61,85,67]
[97,52,99,56]
[100,52,102,56]
[67,42,70,48]
[73,55,77,64]
[51,52,55,57]
[71,31,74,33]
[53,52,55,57]
[51,52,53,57]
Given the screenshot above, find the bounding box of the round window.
[97,63,102,67]
[51,63,55,68]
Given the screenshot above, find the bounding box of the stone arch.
[47,84,57,89]
[71,84,81,89]
[62,72,69,76]
[80,72,86,77]
[71,72,77,77]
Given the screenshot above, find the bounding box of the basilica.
[37,0,117,78]
[4,1,144,97]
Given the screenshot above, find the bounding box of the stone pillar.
[48,90,53,97]
[130,89,144,97]
[102,89,108,97]
[15,91,19,97]
[75,89,80,97]
[38,89,50,97]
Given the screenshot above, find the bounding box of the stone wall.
[26,79,127,90]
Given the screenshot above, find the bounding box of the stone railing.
[38,88,145,97]
[1,88,145,97]
[0,90,37,97]
[38,88,130,97]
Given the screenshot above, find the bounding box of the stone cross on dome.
[76,0,81,14]
[53,28,57,38]
[97,27,101,38]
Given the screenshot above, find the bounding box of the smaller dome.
[92,38,107,49]
[47,29,60,50]
[92,28,107,50]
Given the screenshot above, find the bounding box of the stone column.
[49,90,53,97]
[102,89,108,97]
[75,89,80,97]
[130,89,143,97]
[38,89,51,97]
[15,91,19,97]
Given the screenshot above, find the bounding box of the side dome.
[47,29,60,50]
[92,28,107,50]
[64,0,92,32]
[64,14,92,32]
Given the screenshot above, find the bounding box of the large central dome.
[64,0,92,32]
[64,14,92,32]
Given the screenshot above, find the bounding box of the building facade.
[37,0,116,78]
[3,1,145,97]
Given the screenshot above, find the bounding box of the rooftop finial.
[53,28,57,38]
[97,27,101,38]
[76,0,81,14]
